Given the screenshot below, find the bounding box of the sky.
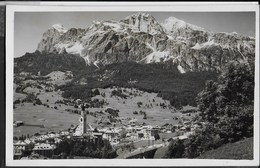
[14,12,255,58]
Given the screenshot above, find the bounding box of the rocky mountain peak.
[51,24,67,33]
[36,13,255,73]
[122,12,154,21]
[120,12,164,35]
[162,16,205,33]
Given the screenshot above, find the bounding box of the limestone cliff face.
[37,13,255,73]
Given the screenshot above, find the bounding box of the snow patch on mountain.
[103,21,123,32]
[177,65,186,74]
[145,42,156,52]
[52,24,67,33]
[66,43,84,55]
[167,35,174,40]
[55,42,83,56]
[192,40,219,50]
[201,40,218,48]
[191,43,201,50]
[161,17,204,33]
[84,55,91,66]
[143,42,172,63]
[144,51,170,63]
[93,60,100,68]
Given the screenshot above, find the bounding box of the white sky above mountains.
[14,12,255,58]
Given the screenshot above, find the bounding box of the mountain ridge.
[35,12,255,73]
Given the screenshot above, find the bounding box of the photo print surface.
[6,2,259,167]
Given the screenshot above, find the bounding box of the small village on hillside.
[13,70,203,160]
[13,70,201,159]
[13,105,201,159]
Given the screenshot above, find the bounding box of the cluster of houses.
[160,120,203,135]
[14,109,202,159]
[13,132,62,159]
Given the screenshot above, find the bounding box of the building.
[102,130,119,142]
[32,143,56,158]
[13,121,23,127]
[138,126,159,140]
[146,127,160,138]
[13,141,28,159]
[73,110,95,137]
[124,125,160,140]
[74,111,87,136]
[60,130,70,136]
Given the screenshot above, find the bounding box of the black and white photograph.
[5,2,259,167]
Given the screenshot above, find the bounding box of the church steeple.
[74,104,90,136]
[80,110,87,134]
[77,104,87,135]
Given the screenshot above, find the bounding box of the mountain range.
[15,12,255,108]
[36,12,255,73]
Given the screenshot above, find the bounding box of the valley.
[13,69,196,137]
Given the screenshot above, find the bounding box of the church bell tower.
[74,104,88,136]
[79,110,87,134]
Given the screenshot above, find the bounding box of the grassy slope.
[153,146,168,159]
[197,137,253,160]
[153,137,253,159]
[91,87,194,126]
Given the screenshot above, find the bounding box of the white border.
[6,2,260,167]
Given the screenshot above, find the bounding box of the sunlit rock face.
[37,13,255,72]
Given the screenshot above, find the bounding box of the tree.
[93,89,100,95]
[216,105,253,143]
[197,61,254,124]
[184,124,223,158]
[164,139,185,158]
[14,99,21,104]
[93,128,99,132]
[19,134,26,141]
[133,111,138,115]
[154,133,160,140]
[218,62,254,106]
[99,139,117,158]
[55,139,71,156]
[137,101,143,107]
[73,141,85,156]
[189,61,255,157]
[143,113,147,119]
[120,130,127,139]
[196,80,219,123]
[101,92,106,97]
[122,141,135,152]
[23,93,36,103]
[35,98,42,105]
